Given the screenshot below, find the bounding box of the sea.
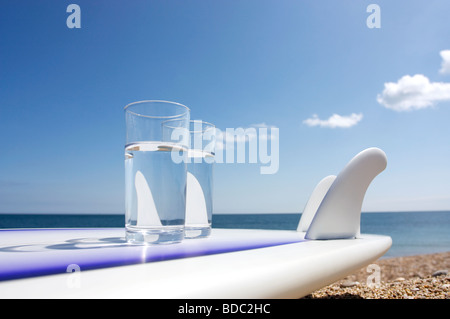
[0,211,449,258]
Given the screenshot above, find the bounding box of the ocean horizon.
[0,211,449,258]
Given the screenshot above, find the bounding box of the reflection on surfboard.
[135,170,162,227]
[186,171,208,225]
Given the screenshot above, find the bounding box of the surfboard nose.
[301,147,387,240]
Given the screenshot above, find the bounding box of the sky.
[1,0,450,215]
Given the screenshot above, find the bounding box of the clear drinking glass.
[183,120,216,238]
[124,100,190,244]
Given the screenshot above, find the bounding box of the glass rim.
[124,100,190,119]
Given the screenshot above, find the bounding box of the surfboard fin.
[302,147,387,240]
[297,175,336,232]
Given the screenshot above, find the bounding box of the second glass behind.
[164,120,215,239]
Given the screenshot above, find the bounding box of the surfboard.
[0,227,391,299]
[0,147,392,298]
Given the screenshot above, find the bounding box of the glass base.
[126,225,184,245]
[184,226,211,239]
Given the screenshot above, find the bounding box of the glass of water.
[180,120,216,238]
[124,100,190,244]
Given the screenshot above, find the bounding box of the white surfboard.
[0,228,391,299]
[0,147,392,299]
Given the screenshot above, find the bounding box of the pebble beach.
[302,251,450,299]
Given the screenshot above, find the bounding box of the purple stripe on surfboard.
[0,229,306,282]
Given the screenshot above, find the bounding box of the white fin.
[306,148,387,240]
[297,175,336,232]
[186,172,208,225]
[135,170,162,227]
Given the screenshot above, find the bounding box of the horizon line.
[1,210,450,216]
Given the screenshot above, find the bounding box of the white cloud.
[439,50,450,74]
[303,113,363,128]
[376,74,450,111]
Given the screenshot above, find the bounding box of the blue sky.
[1,0,450,214]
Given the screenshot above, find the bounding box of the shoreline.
[302,251,450,299]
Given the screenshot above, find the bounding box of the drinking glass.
[184,120,216,238]
[124,100,190,244]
